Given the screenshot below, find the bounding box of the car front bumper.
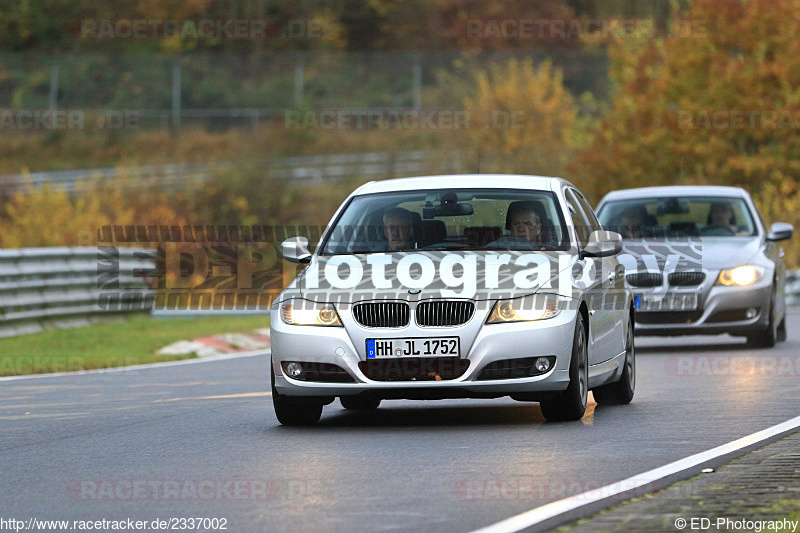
[269,305,578,399]
[634,278,773,336]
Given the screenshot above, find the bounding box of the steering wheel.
[420,241,470,250]
[484,235,541,251]
[701,224,736,236]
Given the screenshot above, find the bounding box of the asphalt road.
[2,313,800,533]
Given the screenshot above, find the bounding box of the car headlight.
[486,294,561,324]
[715,265,765,286]
[280,299,342,326]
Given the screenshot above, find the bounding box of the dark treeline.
[2,0,682,53]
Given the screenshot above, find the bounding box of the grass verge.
[0,314,270,376]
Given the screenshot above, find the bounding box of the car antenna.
[476,154,480,174]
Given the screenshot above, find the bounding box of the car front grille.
[416,301,475,327]
[668,271,706,286]
[626,272,663,287]
[358,357,470,381]
[352,302,410,328]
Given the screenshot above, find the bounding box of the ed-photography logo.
[91,226,702,312]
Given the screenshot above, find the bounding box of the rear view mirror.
[422,203,473,219]
[767,222,793,242]
[656,198,689,215]
[281,237,312,263]
[581,230,623,258]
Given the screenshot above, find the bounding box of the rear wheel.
[540,314,588,421]
[592,317,635,405]
[747,290,777,348]
[340,396,381,410]
[271,368,323,426]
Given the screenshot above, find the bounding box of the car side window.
[575,191,602,233]
[565,189,591,248]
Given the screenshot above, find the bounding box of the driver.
[383,207,416,251]
[508,201,543,242]
[487,201,546,250]
[619,205,648,239]
[707,202,736,231]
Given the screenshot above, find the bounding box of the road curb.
[562,427,800,532]
[472,415,800,533]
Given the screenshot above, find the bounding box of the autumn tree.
[570,0,800,265]
[455,57,594,176]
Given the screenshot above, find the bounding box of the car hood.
[621,237,762,271]
[296,250,579,303]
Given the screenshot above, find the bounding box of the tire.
[592,316,635,405]
[777,316,787,342]
[747,290,777,348]
[540,314,588,421]
[271,368,323,426]
[340,396,381,410]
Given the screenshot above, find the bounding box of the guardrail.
[1,150,460,194]
[0,247,155,338]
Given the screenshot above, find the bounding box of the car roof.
[352,175,573,195]
[599,185,749,203]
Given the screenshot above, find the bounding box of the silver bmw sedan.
[270,175,634,425]
[596,185,793,346]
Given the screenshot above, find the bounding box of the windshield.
[320,189,570,254]
[597,196,757,239]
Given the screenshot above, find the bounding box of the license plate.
[636,293,699,311]
[366,337,460,359]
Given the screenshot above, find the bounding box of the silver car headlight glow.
[486,294,561,324]
[280,299,342,326]
[715,265,765,287]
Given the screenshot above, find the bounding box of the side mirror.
[767,222,793,242]
[281,237,312,263]
[581,230,623,259]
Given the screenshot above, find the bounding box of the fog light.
[534,357,551,373]
[746,308,758,319]
[285,362,303,378]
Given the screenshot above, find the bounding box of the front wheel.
[593,317,635,405]
[747,290,777,348]
[777,316,787,342]
[540,314,588,421]
[271,369,323,426]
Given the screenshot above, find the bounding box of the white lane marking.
[0,350,269,382]
[472,414,800,533]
